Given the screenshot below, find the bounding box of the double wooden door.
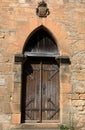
[22,57,59,123]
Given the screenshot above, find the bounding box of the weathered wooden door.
[22,57,59,123]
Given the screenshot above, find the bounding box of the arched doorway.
[21,26,60,123]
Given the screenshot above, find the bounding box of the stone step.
[11,123,60,130]
[11,128,59,130]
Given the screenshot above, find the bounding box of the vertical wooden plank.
[45,64,48,120]
[42,63,47,120]
[47,63,51,120]
[50,64,53,119]
[34,63,36,120]
[40,61,42,122]
[32,63,35,120]
[36,63,40,121]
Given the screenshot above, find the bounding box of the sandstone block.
[0,64,13,72]
[61,83,72,93]
[0,114,11,123]
[73,100,85,106]
[71,94,79,100]
[12,92,21,103]
[4,103,11,114]
[73,73,85,81]
[77,106,84,111]
[80,94,85,100]
[10,103,20,114]
[74,86,85,94]
[0,78,5,86]
[19,0,26,3]
[0,102,4,113]
[12,114,21,124]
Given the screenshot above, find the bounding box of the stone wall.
[0,0,85,130]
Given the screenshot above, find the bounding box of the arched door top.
[23,26,59,57]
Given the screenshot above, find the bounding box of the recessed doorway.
[21,26,60,123]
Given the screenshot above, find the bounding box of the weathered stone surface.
[72,82,85,94]
[19,0,26,3]
[72,100,85,106]
[0,78,5,86]
[61,83,72,93]
[12,92,21,103]
[0,124,3,130]
[0,56,13,63]
[80,94,85,100]
[77,106,84,111]
[4,103,11,114]
[0,114,11,123]
[11,114,21,124]
[0,64,13,73]
[0,101,4,113]
[0,0,85,130]
[72,73,85,81]
[10,103,20,113]
[71,94,80,100]
[10,123,60,130]
[60,65,71,83]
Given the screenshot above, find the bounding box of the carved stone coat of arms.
[36,0,50,17]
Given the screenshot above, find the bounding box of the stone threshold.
[13,123,60,129]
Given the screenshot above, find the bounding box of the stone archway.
[13,24,71,125]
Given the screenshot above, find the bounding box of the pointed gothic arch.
[23,25,59,57]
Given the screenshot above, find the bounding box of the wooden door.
[22,57,59,123]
